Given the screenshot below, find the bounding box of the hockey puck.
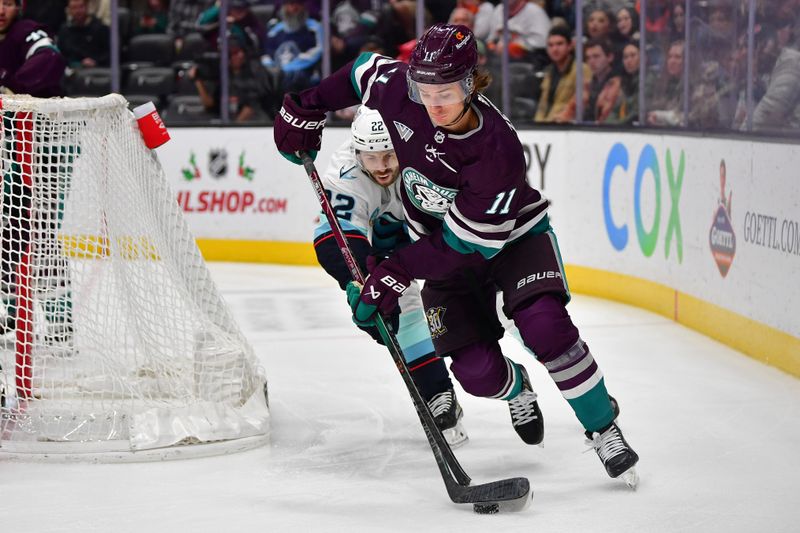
[473,502,500,514]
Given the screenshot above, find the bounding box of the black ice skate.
[586,422,639,488]
[427,388,468,448]
[507,366,544,445]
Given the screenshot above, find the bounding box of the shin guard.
[513,295,615,432]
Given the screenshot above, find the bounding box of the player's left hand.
[345,261,410,326]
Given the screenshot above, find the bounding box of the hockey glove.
[274,92,326,165]
[371,216,407,252]
[344,283,400,343]
[346,260,410,326]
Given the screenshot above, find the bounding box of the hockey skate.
[427,388,468,448]
[586,422,639,489]
[507,366,544,445]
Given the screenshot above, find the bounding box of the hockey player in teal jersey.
[313,106,467,447]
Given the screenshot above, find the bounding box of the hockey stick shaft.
[299,152,471,488]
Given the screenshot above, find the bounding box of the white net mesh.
[0,94,269,460]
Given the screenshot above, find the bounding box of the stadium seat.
[124,67,175,97]
[117,7,131,44]
[68,68,112,96]
[250,4,276,27]
[174,67,198,95]
[124,94,160,111]
[127,34,175,67]
[176,32,208,62]
[164,95,215,124]
[510,97,537,122]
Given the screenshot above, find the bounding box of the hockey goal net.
[0,94,269,461]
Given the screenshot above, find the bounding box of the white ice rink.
[3,263,799,532]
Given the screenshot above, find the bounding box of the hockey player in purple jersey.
[275,23,638,486]
[0,0,65,97]
[313,106,467,447]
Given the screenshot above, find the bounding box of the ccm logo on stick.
[516,271,562,289]
[279,108,326,130]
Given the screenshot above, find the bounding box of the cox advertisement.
[533,130,797,340]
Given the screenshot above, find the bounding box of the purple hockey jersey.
[299,52,550,282]
[0,19,65,97]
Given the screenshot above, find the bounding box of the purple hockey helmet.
[407,24,478,106]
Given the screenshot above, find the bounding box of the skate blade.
[442,421,468,449]
[619,467,639,490]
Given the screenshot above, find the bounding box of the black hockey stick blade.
[448,476,532,513]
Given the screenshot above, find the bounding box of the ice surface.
[3,263,799,532]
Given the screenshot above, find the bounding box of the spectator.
[330,0,375,71]
[0,0,66,96]
[616,6,639,42]
[427,0,456,24]
[468,0,494,42]
[134,0,168,35]
[198,0,266,55]
[21,0,68,35]
[486,0,551,60]
[583,37,622,123]
[609,41,641,124]
[448,6,474,29]
[373,0,424,58]
[57,0,110,69]
[643,0,671,35]
[752,21,800,132]
[646,40,685,126]
[89,0,110,26]
[191,37,276,123]
[168,0,215,41]
[584,7,624,71]
[549,0,576,30]
[670,2,685,43]
[262,0,322,93]
[534,25,591,123]
[775,14,796,50]
[585,7,614,40]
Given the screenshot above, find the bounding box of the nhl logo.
[208,148,228,178]
[434,131,445,144]
[709,204,736,277]
[425,306,447,339]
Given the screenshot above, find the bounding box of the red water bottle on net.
[133,101,170,149]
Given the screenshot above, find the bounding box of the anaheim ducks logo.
[455,32,464,40]
[425,307,447,339]
[402,167,457,219]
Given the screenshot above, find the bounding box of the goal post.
[0,94,269,461]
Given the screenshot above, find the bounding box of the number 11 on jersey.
[486,188,517,215]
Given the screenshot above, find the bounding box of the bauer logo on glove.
[278,107,326,130]
[274,92,327,165]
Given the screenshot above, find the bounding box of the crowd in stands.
[5,0,800,133]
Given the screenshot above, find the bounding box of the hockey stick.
[299,151,531,512]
